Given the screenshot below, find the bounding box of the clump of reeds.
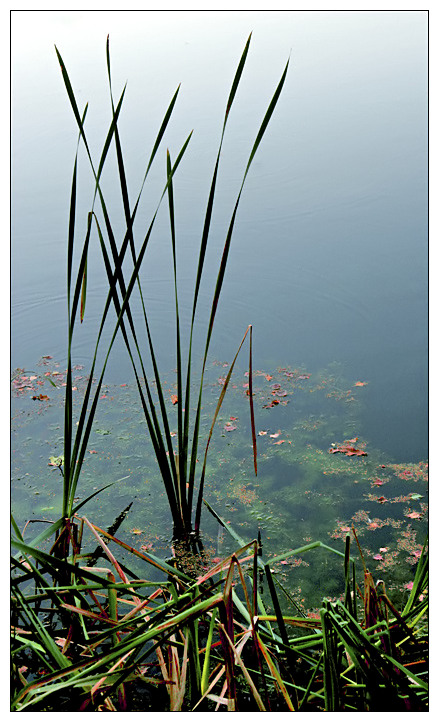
[48,34,289,547]
[11,510,428,711]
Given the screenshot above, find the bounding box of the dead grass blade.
[218,622,267,711]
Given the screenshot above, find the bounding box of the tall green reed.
[54,34,289,542]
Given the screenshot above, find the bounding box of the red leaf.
[263,399,280,408]
[406,511,421,519]
[170,395,178,405]
[329,440,367,457]
[344,447,367,457]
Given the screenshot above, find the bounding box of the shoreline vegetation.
[11,36,428,711]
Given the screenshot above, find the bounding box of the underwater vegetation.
[12,354,427,611]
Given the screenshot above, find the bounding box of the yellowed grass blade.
[218,623,266,711]
[256,632,296,711]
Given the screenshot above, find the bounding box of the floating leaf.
[329,439,367,457]
[170,394,178,405]
[48,455,64,467]
[354,381,368,386]
[406,511,421,519]
[31,394,49,401]
[264,399,281,408]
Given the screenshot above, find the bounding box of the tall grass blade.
[256,633,296,711]
[402,536,428,616]
[190,32,252,326]
[79,256,87,323]
[201,608,218,695]
[194,325,253,530]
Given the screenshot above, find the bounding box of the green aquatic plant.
[51,34,288,544]
[11,507,428,711]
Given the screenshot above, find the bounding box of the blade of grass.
[218,622,266,711]
[79,256,87,323]
[256,632,296,711]
[194,325,253,530]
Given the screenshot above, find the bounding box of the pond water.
[11,11,428,609]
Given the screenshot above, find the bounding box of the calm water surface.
[11,10,428,580]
